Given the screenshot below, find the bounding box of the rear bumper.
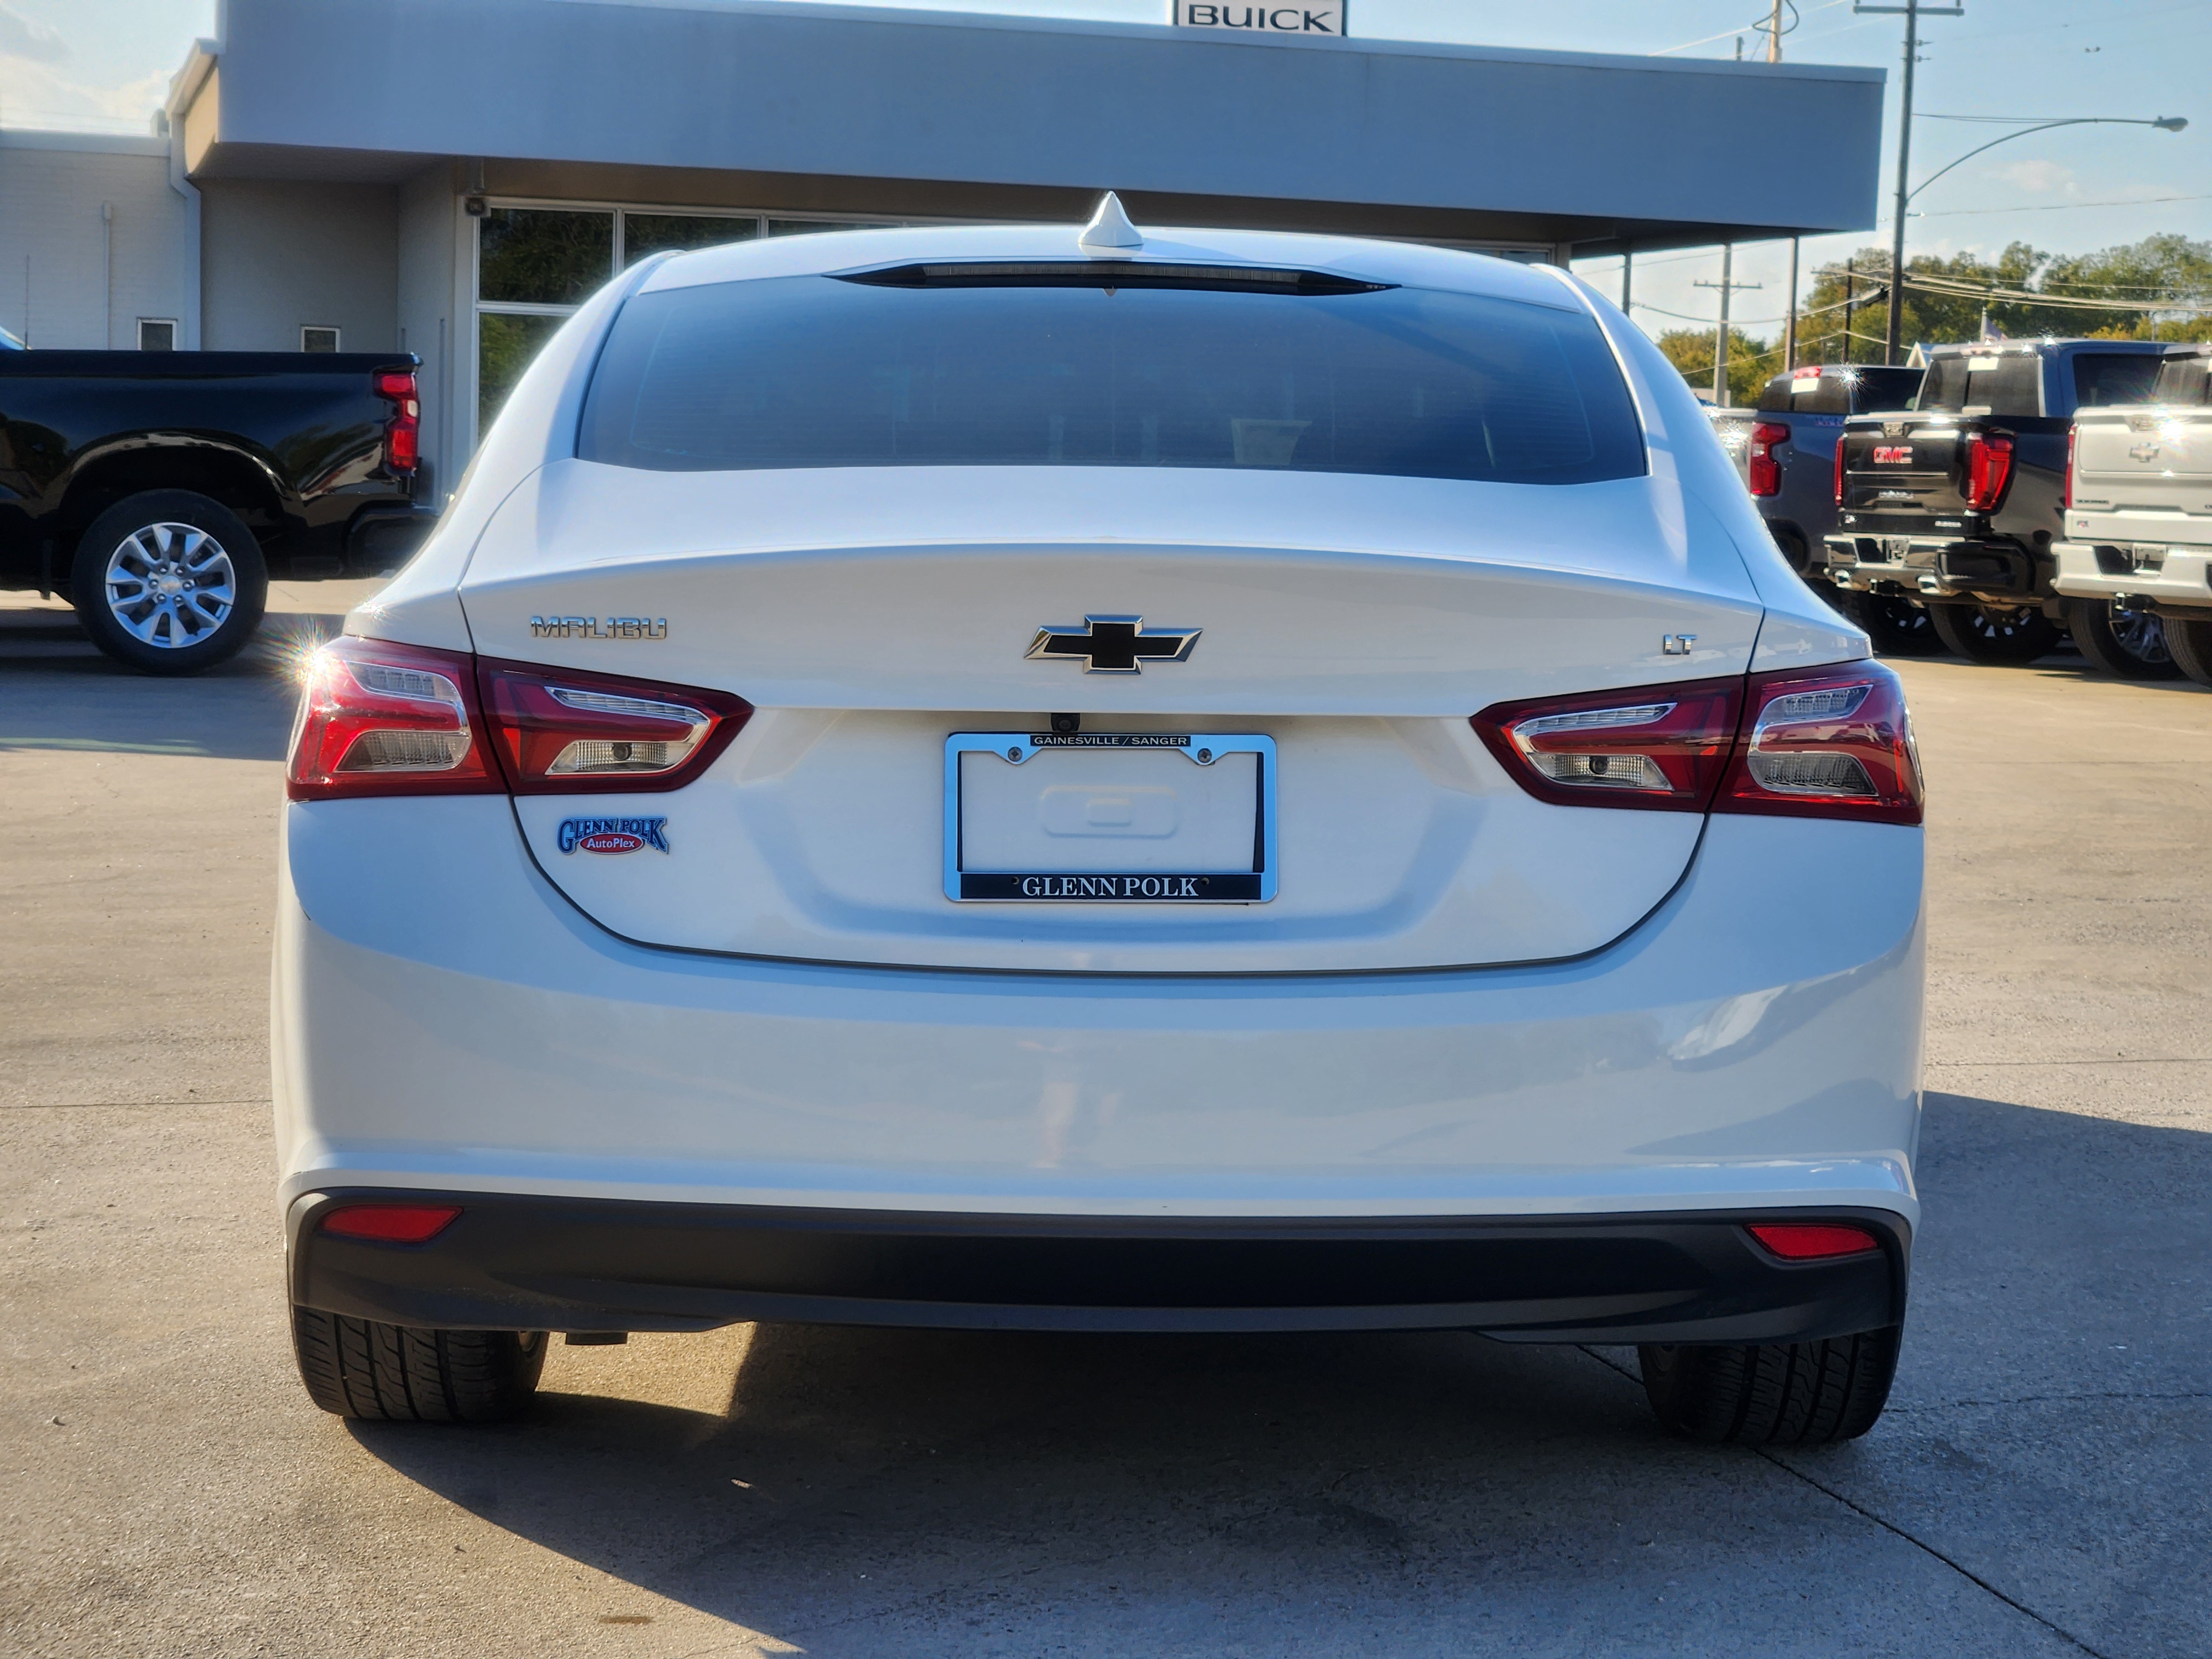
[274,800,1926,1232]
[2052,539,2212,614]
[1823,535,2040,601]
[287,1189,1908,1342]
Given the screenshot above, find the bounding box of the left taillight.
[1747,421,1788,497]
[286,637,500,800]
[476,658,753,794]
[1474,660,1922,828]
[374,367,420,475]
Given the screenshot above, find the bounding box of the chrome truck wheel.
[69,491,269,675]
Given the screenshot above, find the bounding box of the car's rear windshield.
[2150,354,2212,406]
[1756,366,1921,415]
[1916,352,2043,418]
[578,274,1646,484]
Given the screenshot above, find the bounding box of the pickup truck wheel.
[1638,1326,1900,1445]
[2164,616,2212,688]
[291,1306,547,1422]
[1928,602,2060,665]
[2067,599,2180,681]
[1845,593,1941,656]
[69,491,268,676]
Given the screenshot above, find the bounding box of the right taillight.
[1472,676,1743,813]
[1833,433,1848,505]
[1717,661,1922,826]
[1474,660,1922,827]
[1748,421,1788,497]
[374,367,420,476]
[1965,431,2014,512]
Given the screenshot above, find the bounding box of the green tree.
[1655,326,1777,406]
[1788,234,2212,360]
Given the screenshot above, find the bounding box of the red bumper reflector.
[1746,1222,1881,1260]
[319,1204,463,1244]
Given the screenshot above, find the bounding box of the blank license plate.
[943,732,1277,903]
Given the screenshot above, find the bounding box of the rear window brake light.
[836,262,1392,296]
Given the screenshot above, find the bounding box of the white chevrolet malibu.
[275,202,1924,1443]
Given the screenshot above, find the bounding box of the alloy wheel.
[103,521,239,649]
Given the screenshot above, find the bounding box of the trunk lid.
[456,462,1766,973]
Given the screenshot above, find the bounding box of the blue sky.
[2,0,2204,341]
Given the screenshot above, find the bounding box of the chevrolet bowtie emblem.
[1026,614,1201,674]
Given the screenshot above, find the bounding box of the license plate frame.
[943,731,1277,904]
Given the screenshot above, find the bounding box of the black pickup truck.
[1822,338,2177,662]
[0,350,431,672]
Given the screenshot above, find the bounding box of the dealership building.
[0,0,1884,504]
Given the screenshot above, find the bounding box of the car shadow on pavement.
[0,611,345,762]
[347,1094,2212,1654]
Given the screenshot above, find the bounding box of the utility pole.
[1766,0,1786,61]
[1842,258,1857,364]
[1620,249,1631,314]
[1856,1,1963,365]
[1694,246,1761,405]
[1783,236,1800,370]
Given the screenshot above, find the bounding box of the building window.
[138,319,176,351]
[302,326,341,352]
[472,203,903,440]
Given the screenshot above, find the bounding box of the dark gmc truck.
[0,351,431,673]
[1822,338,2178,663]
[1744,363,1922,574]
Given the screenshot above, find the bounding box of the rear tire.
[1928,602,2061,664]
[2165,615,2212,688]
[291,1306,547,1422]
[69,490,268,675]
[2067,599,2180,681]
[1639,1326,1900,1445]
[1845,593,1942,656]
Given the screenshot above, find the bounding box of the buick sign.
[1172,0,1345,34]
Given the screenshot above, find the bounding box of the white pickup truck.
[2054,347,2212,686]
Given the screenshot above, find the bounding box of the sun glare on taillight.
[286,637,500,800]
[1718,661,1922,826]
[1476,661,1922,827]
[1748,421,1788,497]
[1473,677,1742,812]
[374,367,420,475]
[477,659,753,794]
[1965,430,2013,512]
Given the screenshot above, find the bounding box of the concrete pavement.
[3,597,2208,1657]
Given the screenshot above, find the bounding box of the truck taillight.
[1748,422,1788,497]
[1833,434,1848,505]
[287,643,753,800]
[1474,661,1922,828]
[2063,425,2075,510]
[1965,431,2013,512]
[476,659,753,794]
[287,638,500,800]
[374,367,420,475]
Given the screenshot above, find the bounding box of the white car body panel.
[274,800,1923,1223]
